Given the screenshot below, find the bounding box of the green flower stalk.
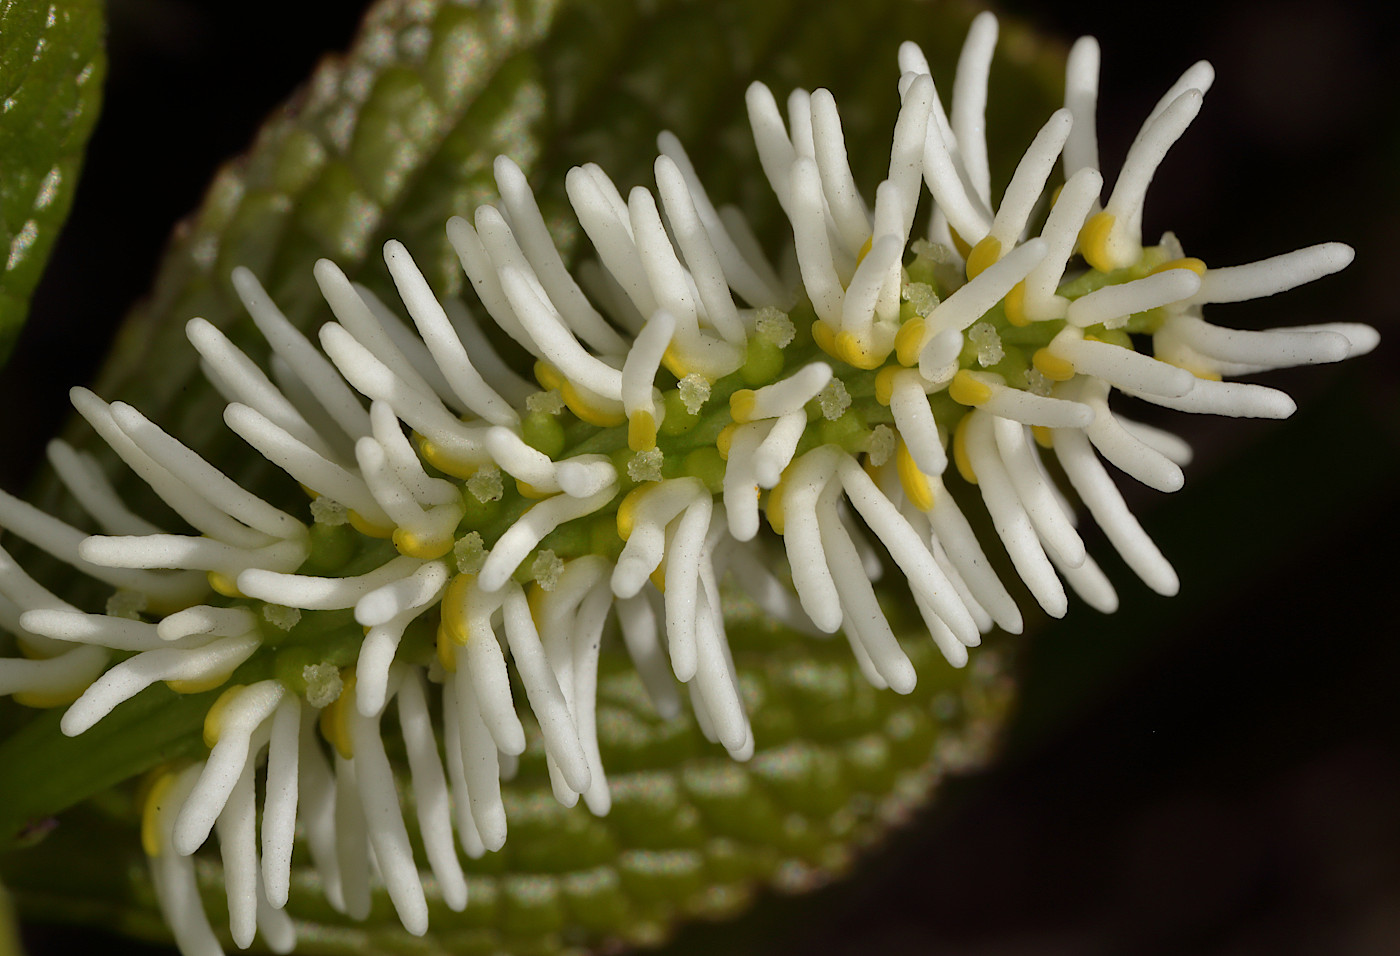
[0,10,1374,955]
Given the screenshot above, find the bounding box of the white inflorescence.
[0,14,1375,955]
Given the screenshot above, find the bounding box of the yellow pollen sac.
[765,478,788,534]
[1150,256,1207,277]
[716,422,739,460]
[1032,347,1077,382]
[1031,425,1055,449]
[202,684,248,748]
[562,380,626,427]
[318,674,357,760]
[895,437,934,512]
[392,528,455,560]
[949,369,994,407]
[965,235,1002,280]
[537,361,625,427]
[650,558,667,593]
[949,227,972,260]
[615,484,653,541]
[835,330,889,370]
[515,480,551,500]
[436,624,457,673]
[416,436,479,480]
[166,669,239,695]
[140,771,178,857]
[874,366,900,406]
[952,415,978,485]
[856,234,874,264]
[1162,356,1223,381]
[1003,281,1030,327]
[728,390,758,424]
[441,573,475,644]
[1078,211,1117,273]
[660,344,692,381]
[628,410,658,451]
[811,319,840,362]
[12,679,93,709]
[894,317,926,367]
[206,571,244,600]
[347,510,396,539]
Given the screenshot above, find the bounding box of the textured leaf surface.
[0,0,105,364]
[3,601,1016,955]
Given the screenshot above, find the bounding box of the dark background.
[7,0,1399,953]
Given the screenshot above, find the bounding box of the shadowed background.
[5,0,1397,953]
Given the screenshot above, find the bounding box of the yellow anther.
[874,366,900,406]
[811,320,840,361]
[1151,256,1207,277]
[1032,347,1077,382]
[416,439,475,479]
[1003,280,1030,327]
[894,318,926,367]
[765,477,788,534]
[516,480,550,500]
[436,624,457,673]
[561,380,626,427]
[952,414,977,485]
[1078,211,1117,273]
[628,410,658,451]
[965,235,1002,280]
[949,369,994,407]
[206,571,244,599]
[318,674,357,760]
[299,483,320,500]
[729,389,758,424]
[949,227,972,260]
[615,484,652,541]
[537,360,626,426]
[166,671,237,695]
[347,510,396,539]
[856,234,874,264]
[1050,182,1064,206]
[392,528,455,560]
[441,573,475,644]
[12,685,89,709]
[1031,425,1055,449]
[1162,357,1223,381]
[140,771,177,857]
[202,684,247,748]
[835,330,888,370]
[650,558,667,593]
[716,422,739,460]
[661,344,692,380]
[895,437,934,512]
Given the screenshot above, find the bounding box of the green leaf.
[3,605,1017,955]
[0,0,105,365]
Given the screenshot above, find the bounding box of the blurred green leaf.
[0,0,105,364]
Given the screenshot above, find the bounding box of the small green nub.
[659,390,700,436]
[683,446,726,494]
[522,410,566,458]
[741,335,784,387]
[302,521,357,575]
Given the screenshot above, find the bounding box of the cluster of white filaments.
[0,14,1376,955]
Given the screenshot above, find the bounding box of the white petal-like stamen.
[223,402,393,526]
[1066,268,1202,328]
[951,11,998,206]
[46,440,161,536]
[260,695,301,909]
[1048,326,1195,397]
[396,670,469,911]
[173,680,285,855]
[1062,36,1101,178]
[963,411,1068,617]
[478,484,618,593]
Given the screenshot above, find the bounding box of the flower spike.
[0,15,1373,955]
